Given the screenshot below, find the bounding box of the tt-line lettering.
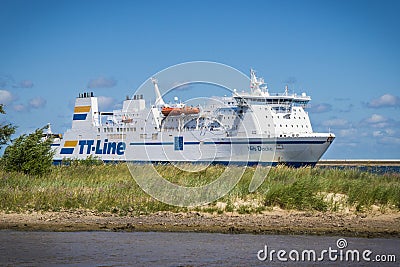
[78,139,126,155]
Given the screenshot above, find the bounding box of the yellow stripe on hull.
[64,140,78,147]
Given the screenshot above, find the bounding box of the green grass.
[0,163,399,215]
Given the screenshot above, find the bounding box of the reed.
[0,163,399,214]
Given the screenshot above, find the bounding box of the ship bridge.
[233,91,311,114]
[233,69,311,113]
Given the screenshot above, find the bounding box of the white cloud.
[29,97,46,109]
[0,90,15,104]
[372,129,396,137]
[334,141,359,147]
[339,128,357,137]
[386,129,395,135]
[97,96,115,110]
[13,104,26,112]
[367,94,400,108]
[377,136,400,145]
[322,118,348,127]
[309,103,332,113]
[365,114,387,124]
[361,114,390,129]
[372,130,383,137]
[13,80,34,88]
[87,77,117,89]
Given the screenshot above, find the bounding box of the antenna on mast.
[151,77,165,106]
[250,68,256,93]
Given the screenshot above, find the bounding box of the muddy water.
[0,231,398,266]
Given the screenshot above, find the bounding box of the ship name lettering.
[78,139,126,155]
[249,145,273,152]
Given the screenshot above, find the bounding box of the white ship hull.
[52,130,333,167]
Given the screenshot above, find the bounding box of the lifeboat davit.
[161,106,200,116]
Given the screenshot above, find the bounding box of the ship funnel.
[151,77,165,106]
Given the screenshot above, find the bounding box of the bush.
[0,104,16,149]
[1,127,54,176]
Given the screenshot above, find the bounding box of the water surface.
[0,231,398,266]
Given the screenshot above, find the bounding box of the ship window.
[134,127,136,132]
[268,124,270,127]
[104,128,106,132]
[280,124,282,127]
[286,125,288,127]
[98,128,100,133]
[277,116,280,119]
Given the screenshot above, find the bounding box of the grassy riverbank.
[1,164,399,215]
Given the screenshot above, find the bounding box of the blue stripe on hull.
[52,159,317,167]
[129,140,327,146]
[60,148,74,154]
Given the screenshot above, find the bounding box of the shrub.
[1,127,54,176]
[0,104,16,149]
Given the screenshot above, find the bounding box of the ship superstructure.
[51,70,335,166]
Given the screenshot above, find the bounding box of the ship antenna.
[151,77,165,106]
[250,68,257,93]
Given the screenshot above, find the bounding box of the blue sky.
[0,0,399,159]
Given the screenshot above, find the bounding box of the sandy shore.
[1,209,399,238]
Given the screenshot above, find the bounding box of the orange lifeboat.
[161,106,200,116]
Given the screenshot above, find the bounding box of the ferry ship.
[50,70,335,166]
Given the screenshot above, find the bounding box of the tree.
[0,104,16,149]
[2,127,54,176]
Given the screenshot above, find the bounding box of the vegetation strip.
[1,163,399,215]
